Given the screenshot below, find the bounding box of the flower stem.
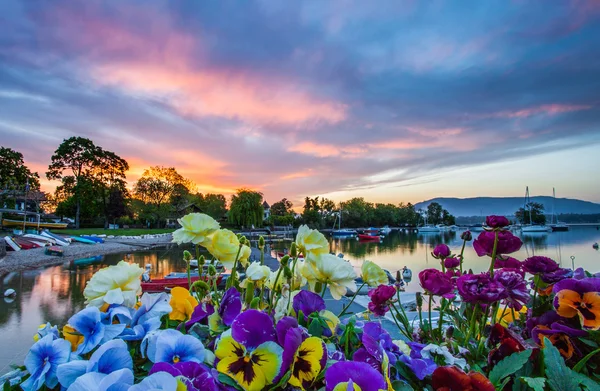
[338,282,366,317]
[458,240,467,273]
[437,298,445,343]
[464,304,479,345]
[227,246,243,289]
[428,294,434,339]
[488,230,499,277]
[391,303,413,340]
[321,282,328,298]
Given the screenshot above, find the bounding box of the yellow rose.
[83,261,143,308]
[301,254,357,300]
[238,245,252,267]
[361,260,388,287]
[245,262,271,282]
[169,287,198,321]
[295,225,329,258]
[207,229,241,269]
[63,324,84,352]
[172,213,220,246]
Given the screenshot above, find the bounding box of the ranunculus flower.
[169,287,198,321]
[245,262,271,282]
[83,260,143,308]
[419,269,454,298]
[172,213,220,246]
[361,260,388,287]
[295,225,329,258]
[368,285,396,316]
[494,268,529,310]
[460,230,472,241]
[432,366,494,391]
[473,231,522,257]
[523,256,559,274]
[444,257,460,269]
[207,229,243,270]
[457,273,506,304]
[432,244,451,258]
[485,215,510,228]
[541,268,573,284]
[301,254,357,300]
[553,277,600,330]
[494,256,523,270]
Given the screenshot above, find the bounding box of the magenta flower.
[473,231,522,257]
[541,268,573,284]
[432,244,451,259]
[460,230,472,241]
[457,273,506,304]
[444,257,460,269]
[495,256,523,270]
[485,215,510,228]
[419,269,454,298]
[523,256,559,275]
[367,285,396,316]
[325,361,386,391]
[494,268,529,310]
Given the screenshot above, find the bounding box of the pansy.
[169,287,198,321]
[421,344,467,369]
[146,329,205,364]
[65,368,133,391]
[295,225,329,258]
[21,335,70,391]
[493,268,529,310]
[293,290,326,320]
[361,260,388,287]
[553,277,600,330]
[431,366,494,391]
[207,287,242,332]
[302,254,357,300]
[487,324,527,366]
[324,361,387,391]
[215,310,283,391]
[33,322,59,342]
[68,307,126,354]
[150,361,236,391]
[172,213,220,246]
[128,371,184,391]
[495,305,528,327]
[121,292,171,341]
[353,322,401,373]
[280,327,327,389]
[57,339,133,389]
[473,231,522,257]
[532,324,585,360]
[83,260,143,308]
[457,272,506,304]
[62,325,84,352]
[400,342,437,380]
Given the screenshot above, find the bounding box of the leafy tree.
[340,198,374,227]
[271,198,293,216]
[89,149,129,228]
[398,202,420,226]
[133,166,194,228]
[107,187,129,225]
[0,147,40,209]
[228,189,263,228]
[47,137,99,229]
[516,202,546,225]
[425,202,455,225]
[200,193,227,220]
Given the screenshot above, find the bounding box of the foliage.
[270,198,293,216]
[425,202,456,225]
[228,188,264,228]
[301,196,336,228]
[516,202,547,225]
[199,193,227,220]
[0,146,40,190]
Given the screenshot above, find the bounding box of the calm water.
[1,227,599,373]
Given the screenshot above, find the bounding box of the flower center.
[243,356,251,363]
[173,355,180,363]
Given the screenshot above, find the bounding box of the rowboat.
[1,219,68,229]
[41,231,70,246]
[12,237,41,250]
[141,275,223,293]
[4,237,20,251]
[70,236,97,245]
[79,236,105,243]
[358,234,380,241]
[44,246,64,256]
[74,255,103,266]
[24,234,56,245]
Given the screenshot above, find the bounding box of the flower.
[245,262,271,282]
[172,213,220,245]
[129,371,182,391]
[324,361,387,391]
[62,325,84,352]
[121,292,172,341]
[83,260,143,308]
[207,229,242,269]
[494,256,522,270]
[473,231,522,257]
[280,327,326,389]
[487,324,527,365]
[146,329,205,364]
[361,260,388,287]
[368,285,396,316]
[150,361,235,391]
[523,256,559,274]
[457,273,506,304]
[65,368,133,391]
[401,342,437,380]
[432,366,494,391]
[301,254,357,300]
[21,335,70,391]
[419,269,454,298]
[541,268,573,284]
[68,307,126,354]
[295,225,329,258]
[444,257,460,269]
[169,287,198,321]
[532,323,585,360]
[553,277,600,330]
[231,310,277,348]
[496,305,528,327]
[421,344,467,369]
[432,244,451,259]
[485,215,510,228]
[57,339,133,389]
[218,287,243,326]
[460,230,472,241]
[293,290,326,319]
[238,244,252,267]
[494,268,529,310]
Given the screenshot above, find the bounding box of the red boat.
[141,275,222,293]
[12,237,41,249]
[358,234,381,241]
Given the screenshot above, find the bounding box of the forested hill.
[414,197,600,217]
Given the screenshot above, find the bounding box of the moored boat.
[4,237,21,251]
[70,236,97,245]
[73,255,103,266]
[41,231,70,246]
[23,234,56,245]
[79,235,105,243]
[12,237,40,249]
[418,225,441,233]
[1,219,68,229]
[331,229,357,237]
[358,234,380,241]
[141,275,223,293]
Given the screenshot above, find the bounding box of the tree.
[201,193,227,219]
[340,198,374,227]
[398,203,420,226]
[107,187,129,225]
[516,202,546,225]
[228,189,264,228]
[426,202,444,225]
[133,166,194,228]
[271,198,293,216]
[47,137,99,229]
[0,147,40,209]
[89,149,129,228]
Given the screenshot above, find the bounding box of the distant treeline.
[456,214,600,225]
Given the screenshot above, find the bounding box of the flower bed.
[8,213,600,390]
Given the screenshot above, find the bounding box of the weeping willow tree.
[228,189,264,228]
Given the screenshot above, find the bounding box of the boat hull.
[13,237,40,249]
[358,234,380,241]
[1,219,68,229]
[79,236,105,243]
[70,237,97,245]
[41,231,70,246]
[45,246,64,256]
[550,225,569,232]
[332,230,356,237]
[141,276,223,293]
[4,237,21,251]
[522,226,552,233]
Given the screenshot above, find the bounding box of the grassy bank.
[54,228,175,236]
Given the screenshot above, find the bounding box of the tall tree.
[0,147,40,190]
[201,193,227,219]
[90,149,129,228]
[133,166,194,227]
[47,137,99,229]
[106,187,129,225]
[270,198,293,216]
[228,189,263,228]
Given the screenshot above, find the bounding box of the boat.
[331,207,357,237]
[436,224,449,231]
[23,238,49,247]
[79,235,105,243]
[468,224,484,232]
[275,252,305,260]
[73,255,103,266]
[12,237,41,249]
[402,266,412,281]
[1,219,68,229]
[358,234,381,241]
[23,234,56,245]
[448,225,459,231]
[418,225,441,233]
[44,246,63,256]
[520,187,551,234]
[549,188,569,232]
[379,226,392,235]
[4,237,21,251]
[70,236,97,245]
[141,275,223,293]
[41,231,70,246]
[363,227,379,235]
[593,243,599,250]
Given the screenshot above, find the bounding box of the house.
[0,190,47,213]
[165,202,204,228]
[263,200,271,221]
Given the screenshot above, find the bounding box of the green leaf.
[489,350,532,386]
[308,318,323,337]
[521,377,546,391]
[218,373,243,390]
[573,347,600,373]
[569,370,600,391]
[543,341,582,391]
[578,338,598,348]
[392,380,414,391]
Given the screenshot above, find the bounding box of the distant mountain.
[414,197,600,217]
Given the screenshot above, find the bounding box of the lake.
[1,226,599,373]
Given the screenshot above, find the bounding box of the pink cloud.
[486,103,591,119]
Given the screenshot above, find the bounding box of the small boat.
[521,225,552,233]
[379,226,392,235]
[141,275,223,293]
[418,225,441,233]
[74,255,103,266]
[12,237,41,250]
[79,236,105,243]
[358,234,381,241]
[276,252,305,259]
[4,237,21,251]
[593,243,599,250]
[363,227,379,235]
[402,267,412,281]
[1,219,68,229]
[41,231,70,246]
[332,229,357,237]
[436,224,449,231]
[44,246,64,256]
[23,234,56,245]
[550,223,569,232]
[70,236,97,245]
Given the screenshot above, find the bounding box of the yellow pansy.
[172,213,220,245]
[288,337,326,389]
[83,261,143,308]
[361,261,388,287]
[63,324,84,352]
[169,287,198,321]
[495,305,528,327]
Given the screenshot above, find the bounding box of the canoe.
[358,234,380,241]
[26,239,50,247]
[24,234,56,245]
[45,246,64,256]
[80,236,105,243]
[13,237,41,249]
[141,275,223,293]
[41,231,70,246]
[70,236,97,245]
[74,255,103,266]
[1,219,68,229]
[4,237,21,251]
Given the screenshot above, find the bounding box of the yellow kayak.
[1,219,68,229]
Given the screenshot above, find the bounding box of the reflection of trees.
[520,234,549,255]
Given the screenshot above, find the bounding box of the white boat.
[23,234,56,245]
[436,224,449,231]
[549,188,569,232]
[521,186,551,233]
[41,231,70,246]
[402,267,412,280]
[418,225,441,233]
[4,237,20,251]
[331,207,357,237]
[448,225,459,231]
[379,226,392,234]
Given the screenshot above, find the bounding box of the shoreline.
[0,235,174,276]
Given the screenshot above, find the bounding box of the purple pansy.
[231,310,276,349]
[293,290,326,320]
[325,361,387,391]
[186,303,215,329]
[219,287,242,326]
[21,335,70,391]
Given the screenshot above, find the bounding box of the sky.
[1,0,600,207]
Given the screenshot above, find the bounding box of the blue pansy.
[21,335,71,391]
[128,371,180,391]
[66,367,133,391]
[121,292,171,341]
[147,329,205,364]
[34,322,59,341]
[68,307,126,354]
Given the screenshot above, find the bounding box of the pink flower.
[473,231,522,257]
[368,285,396,316]
[444,257,460,269]
[432,244,451,258]
[485,215,510,228]
[419,269,454,298]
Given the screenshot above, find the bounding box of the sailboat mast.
[526,186,532,225]
[552,188,556,225]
